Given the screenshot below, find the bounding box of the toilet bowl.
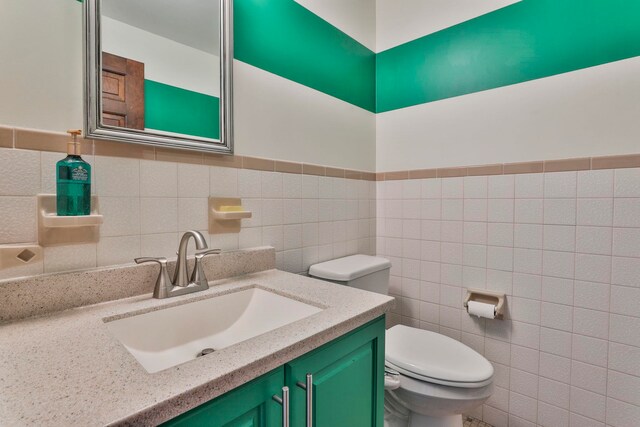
[309,255,494,427]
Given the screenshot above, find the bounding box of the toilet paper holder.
[464,289,505,320]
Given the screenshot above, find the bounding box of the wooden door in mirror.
[101,52,145,130]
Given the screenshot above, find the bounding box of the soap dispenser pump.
[56,129,91,216]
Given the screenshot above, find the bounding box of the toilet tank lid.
[309,255,391,281]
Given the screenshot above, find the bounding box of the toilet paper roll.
[467,301,496,319]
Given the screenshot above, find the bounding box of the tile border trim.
[3,125,639,181]
[378,155,640,180]
[1,125,376,180]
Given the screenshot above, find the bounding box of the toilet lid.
[386,325,494,387]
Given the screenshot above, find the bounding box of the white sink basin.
[105,287,323,373]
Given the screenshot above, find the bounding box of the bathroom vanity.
[0,248,393,426]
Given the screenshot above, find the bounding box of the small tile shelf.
[37,194,102,246]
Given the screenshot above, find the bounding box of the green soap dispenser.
[56,129,91,216]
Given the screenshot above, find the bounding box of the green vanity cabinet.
[286,316,386,427]
[163,367,284,427]
[163,316,385,427]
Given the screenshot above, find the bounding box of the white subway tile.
[463,176,487,198]
[612,227,640,257]
[541,276,574,305]
[463,244,487,268]
[570,387,606,422]
[510,368,539,397]
[611,256,640,287]
[442,199,463,220]
[177,198,208,231]
[509,391,538,422]
[261,171,282,198]
[540,302,573,332]
[544,171,577,198]
[572,334,608,367]
[609,342,640,377]
[441,243,462,265]
[463,221,487,245]
[606,397,640,427]
[301,174,319,199]
[95,156,140,197]
[575,226,612,255]
[515,199,544,224]
[542,250,575,279]
[488,199,514,223]
[487,222,513,247]
[540,327,572,358]
[283,249,303,273]
[544,199,576,225]
[485,337,511,365]
[140,160,177,197]
[140,232,179,259]
[575,254,611,283]
[609,314,640,347]
[441,220,463,242]
[512,273,541,299]
[96,235,140,267]
[237,169,262,198]
[421,199,442,220]
[488,175,515,199]
[515,173,544,198]
[570,360,607,395]
[402,179,421,199]
[514,248,543,274]
[0,148,40,195]
[486,246,513,272]
[510,344,539,374]
[574,280,610,311]
[177,163,209,198]
[610,285,640,317]
[613,198,640,227]
[577,169,613,198]
[573,308,609,340]
[576,199,613,226]
[486,269,513,295]
[539,351,571,383]
[538,401,569,427]
[43,243,97,273]
[421,178,441,199]
[140,197,177,234]
[463,199,488,222]
[543,225,576,252]
[442,177,463,198]
[569,413,604,427]
[539,376,571,408]
[510,321,540,349]
[514,223,543,249]
[614,168,640,197]
[210,166,238,197]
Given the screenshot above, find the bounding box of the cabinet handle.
[296,373,313,427]
[272,386,290,427]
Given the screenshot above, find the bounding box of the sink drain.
[197,348,216,357]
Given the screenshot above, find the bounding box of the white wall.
[295,0,376,51]
[376,57,640,171]
[376,0,519,52]
[102,17,220,97]
[0,0,376,171]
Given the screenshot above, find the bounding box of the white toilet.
[309,255,494,427]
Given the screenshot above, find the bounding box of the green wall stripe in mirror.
[145,80,220,140]
[376,0,640,113]
[234,0,376,112]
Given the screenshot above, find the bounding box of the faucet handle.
[135,257,173,299]
[195,248,222,259]
[190,249,221,287]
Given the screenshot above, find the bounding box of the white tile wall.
[0,149,375,278]
[377,168,640,427]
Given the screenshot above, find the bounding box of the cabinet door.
[163,367,284,427]
[285,316,385,427]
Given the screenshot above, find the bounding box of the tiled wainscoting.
[0,143,376,280]
[376,169,640,427]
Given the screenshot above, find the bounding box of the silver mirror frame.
[83,0,233,154]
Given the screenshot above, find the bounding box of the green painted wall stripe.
[144,80,220,140]
[376,0,640,113]
[234,0,376,112]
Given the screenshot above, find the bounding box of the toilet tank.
[308,255,391,295]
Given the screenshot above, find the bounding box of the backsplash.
[0,128,376,280]
[377,169,640,427]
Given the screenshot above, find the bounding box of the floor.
[463,416,493,427]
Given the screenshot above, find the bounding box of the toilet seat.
[386,325,494,389]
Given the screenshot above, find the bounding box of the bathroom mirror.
[84,0,233,153]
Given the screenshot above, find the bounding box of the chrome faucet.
[135,230,221,299]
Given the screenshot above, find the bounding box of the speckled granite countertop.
[0,269,393,426]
